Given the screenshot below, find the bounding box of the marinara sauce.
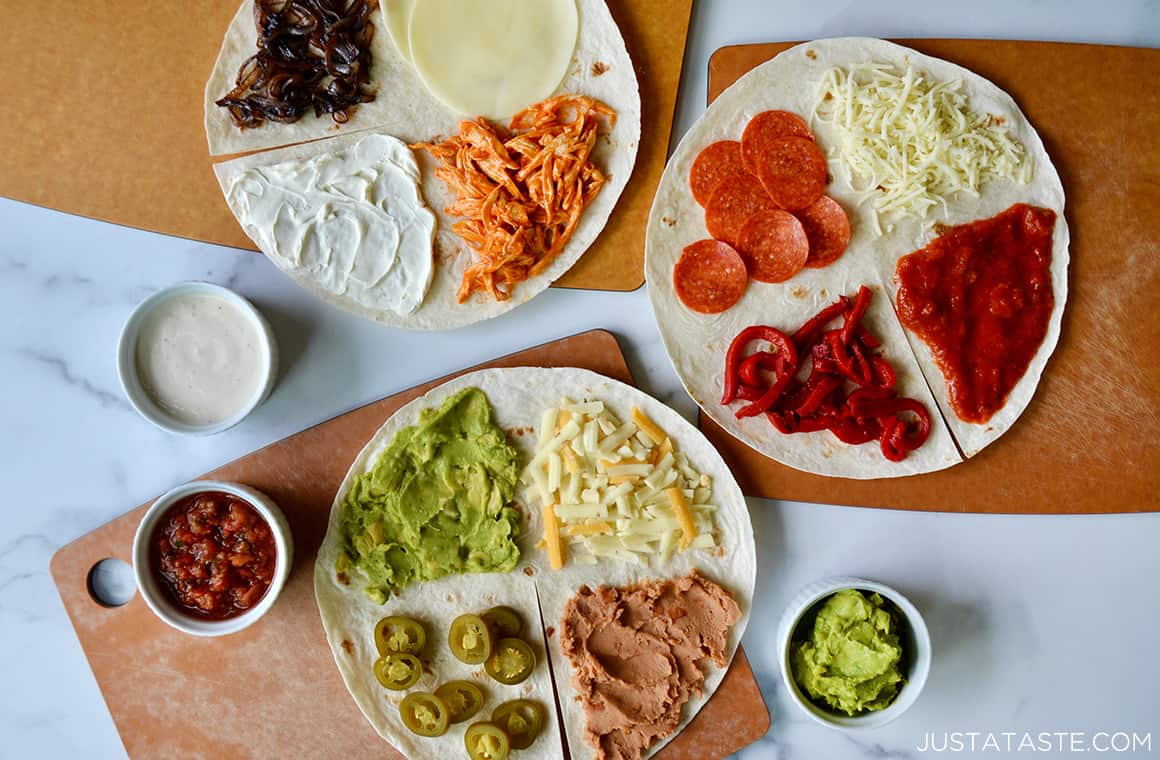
[894,203,1056,424]
[150,491,277,619]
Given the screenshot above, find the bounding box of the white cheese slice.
[383,0,417,61]
[408,0,579,119]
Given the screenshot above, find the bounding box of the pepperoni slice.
[796,195,851,268]
[689,141,749,207]
[704,176,776,247]
[752,136,827,211]
[741,110,814,174]
[673,240,748,314]
[736,210,809,283]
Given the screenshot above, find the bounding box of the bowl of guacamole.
[777,577,931,730]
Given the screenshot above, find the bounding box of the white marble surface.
[3,1,1158,758]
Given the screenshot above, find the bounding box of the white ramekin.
[777,576,932,730]
[117,281,278,435]
[132,480,293,637]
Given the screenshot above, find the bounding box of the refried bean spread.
[560,570,741,760]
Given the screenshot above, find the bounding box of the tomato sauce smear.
[894,203,1057,424]
[151,491,277,620]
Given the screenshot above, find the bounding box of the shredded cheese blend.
[522,399,718,568]
[812,62,1032,233]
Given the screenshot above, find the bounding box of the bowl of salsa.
[132,480,293,636]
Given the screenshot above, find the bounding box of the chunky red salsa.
[151,491,277,620]
[894,203,1056,424]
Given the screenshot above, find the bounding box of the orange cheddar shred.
[543,503,565,570]
[665,487,698,550]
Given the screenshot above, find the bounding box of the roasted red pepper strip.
[738,351,787,387]
[844,389,933,461]
[878,403,932,461]
[778,378,810,415]
[830,416,882,445]
[855,324,881,349]
[848,340,874,386]
[767,410,829,434]
[822,330,866,385]
[765,410,793,434]
[792,296,849,349]
[736,361,798,418]
[848,392,926,420]
[721,326,797,404]
[735,384,765,402]
[893,401,932,451]
[880,417,906,461]
[812,357,841,375]
[841,285,873,345]
[870,355,896,390]
[824,330,847,363]
[845,386,891,413]
[793,416,831,433]
[792,374,843,417]
[884,416,919,460]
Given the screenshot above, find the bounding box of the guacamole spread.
[790,589,904,716]
[337,387,522,602]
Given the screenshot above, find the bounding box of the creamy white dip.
[226,133,436,316]
[135,293,265,426]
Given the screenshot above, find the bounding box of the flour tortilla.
[646,37,1069,476]
[314,367,756,760]
[209,0,639,330]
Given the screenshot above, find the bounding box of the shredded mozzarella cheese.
[812,61,1032,233]
[522,398,719,568]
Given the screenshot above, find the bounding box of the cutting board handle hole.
[87,558,136,608]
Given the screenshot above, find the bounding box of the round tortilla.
[314,367,756,760]
[209,0,641,330]
[645,37,1069,477]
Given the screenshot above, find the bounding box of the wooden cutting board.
[699,41,1160,514]
[51,330,769,759]
[0,1,692,292]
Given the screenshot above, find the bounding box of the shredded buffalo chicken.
[413,95,616,303]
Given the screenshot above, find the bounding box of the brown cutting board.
[699,41,1160,514]
[51,330,769,759]
[0,1,692,292]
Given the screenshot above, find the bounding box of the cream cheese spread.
[227,134,436,316]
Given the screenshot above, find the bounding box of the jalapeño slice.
[399,692,450,737]
[374,615,427,655]
[484,637,536,685]
[492,699,545,750]
[464,721,511,760]
[434,680,485,724]
[449,613,493,664]
[373,652,422,691]
[481,605,524,638]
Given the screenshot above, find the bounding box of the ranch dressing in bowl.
[119,282,277,435]
[135,292,263,425]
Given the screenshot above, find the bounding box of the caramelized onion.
[216,0,377,130]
